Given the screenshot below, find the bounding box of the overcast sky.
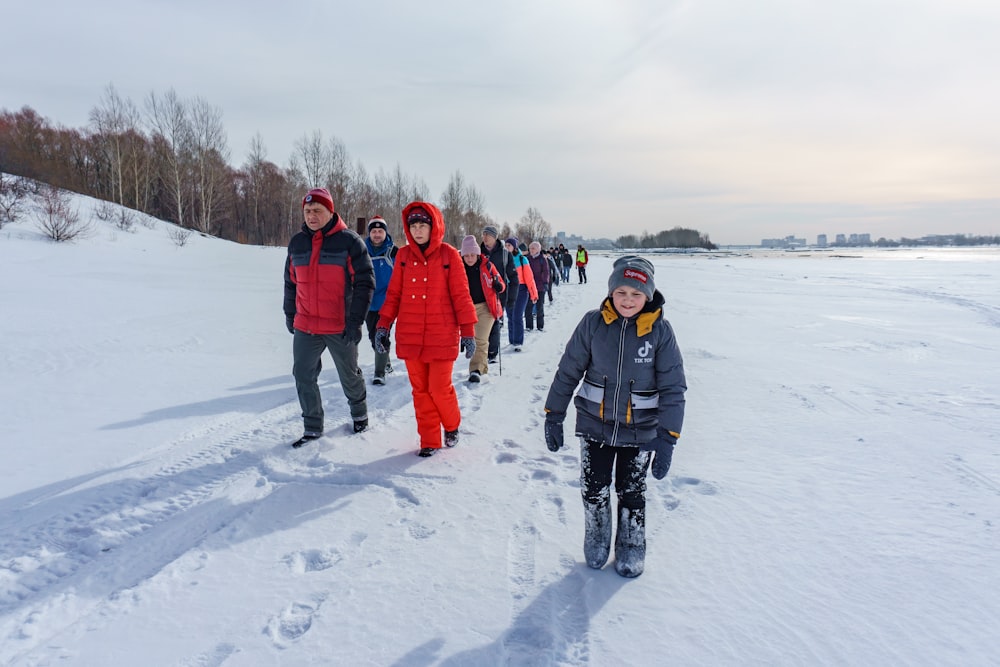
[4,0,999,245]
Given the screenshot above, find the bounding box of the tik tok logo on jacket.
[634,341,654,364]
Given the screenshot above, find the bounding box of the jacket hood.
[401,201,445,256]
[600,289,666,336]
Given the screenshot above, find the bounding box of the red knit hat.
[302,188,334,213]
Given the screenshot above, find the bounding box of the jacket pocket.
[576,378,606,420]
[628,388,659,426]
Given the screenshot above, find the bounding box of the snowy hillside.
[2,192,999,666]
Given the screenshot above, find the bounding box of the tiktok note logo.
[637,341,653,358]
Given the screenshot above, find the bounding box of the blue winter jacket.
[365,234,397,312]
[544,291,686,447]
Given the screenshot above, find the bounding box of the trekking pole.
[498,332,503,376]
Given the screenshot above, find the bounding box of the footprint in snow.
[283,548,343,574]
[672,476,718,495]
[266,600,321,647]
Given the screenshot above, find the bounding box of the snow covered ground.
[2,192,999,666]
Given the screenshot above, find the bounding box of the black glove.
[492,277,504,293]
[544,411,565,452]
[461,336,476,359]
[343,321,363,345]
[374,327,391,354]
[650,429,677,480]
[286,315,295,334]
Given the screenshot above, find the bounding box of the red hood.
[401,201,445,255]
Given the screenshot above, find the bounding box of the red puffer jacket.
[284,214,374,335]
[477,258,506,320]
[377,202,478,361]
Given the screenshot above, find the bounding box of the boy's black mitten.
[286,315,295,334]
[651,429,677,480]
[544,412,565,452]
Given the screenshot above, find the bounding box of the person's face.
[303,203,332,231]
[409,221,431,244]
[505,242,515,253]
[482,234,496,250]
[369,227,386,244]
[462,253,479,266]
[611,286,647,318]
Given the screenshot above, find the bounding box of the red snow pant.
[405,359,461,449]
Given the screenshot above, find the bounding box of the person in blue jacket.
[364,216,398,384]
[543,256,686,578]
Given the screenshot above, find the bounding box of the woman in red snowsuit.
[375,202,478,457]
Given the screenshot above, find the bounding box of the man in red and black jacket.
[283,188,375,446]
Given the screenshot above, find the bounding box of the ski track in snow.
[0,403,298,658]
[0,375,456,661]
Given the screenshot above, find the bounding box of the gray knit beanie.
[608,255,655,300]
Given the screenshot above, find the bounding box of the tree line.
[616,227,716,250]
[0,85,555,248]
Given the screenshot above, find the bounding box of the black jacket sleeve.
[347,233,375,326]
[283,252,296,318]
[504,250,519,310]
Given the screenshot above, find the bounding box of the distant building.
[817,234,827,247]
[835,234,847,245]
[760,235,806,248]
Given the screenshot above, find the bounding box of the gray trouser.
[292,331,368,432]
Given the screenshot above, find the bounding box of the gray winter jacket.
[544,292,686,447]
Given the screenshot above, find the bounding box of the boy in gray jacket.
[543,256,686,577]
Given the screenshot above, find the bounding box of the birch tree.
[146,89,192,227]
[189,96,230,234]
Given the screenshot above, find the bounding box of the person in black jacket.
[480,225,518,364]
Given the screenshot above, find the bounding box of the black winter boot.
[583,496,612,569]
[614,505,646,578]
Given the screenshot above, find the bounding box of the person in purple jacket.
[525,241,551,331]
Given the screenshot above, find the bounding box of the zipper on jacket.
[609,318,629,445]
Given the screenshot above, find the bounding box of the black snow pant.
[488,316,503,360]
[580,440,651,510]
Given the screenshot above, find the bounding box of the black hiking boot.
[291,432,322,448]
[417,447,437,457]
[445,429,459,447]
[353,418,368,433]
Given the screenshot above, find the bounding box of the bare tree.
[34,184,89,241]
[515,206,552,246]
[440,170,467,244]
[89,84,145,209]
[325,135,351,216]
[291,130,356,219]
[168,225,193,247]
[292,130,327,188]
[189,96,230,234]
[440,170,491,245]
[146,89,192,228]
[0,173,29,228]
[240,132,268,244]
